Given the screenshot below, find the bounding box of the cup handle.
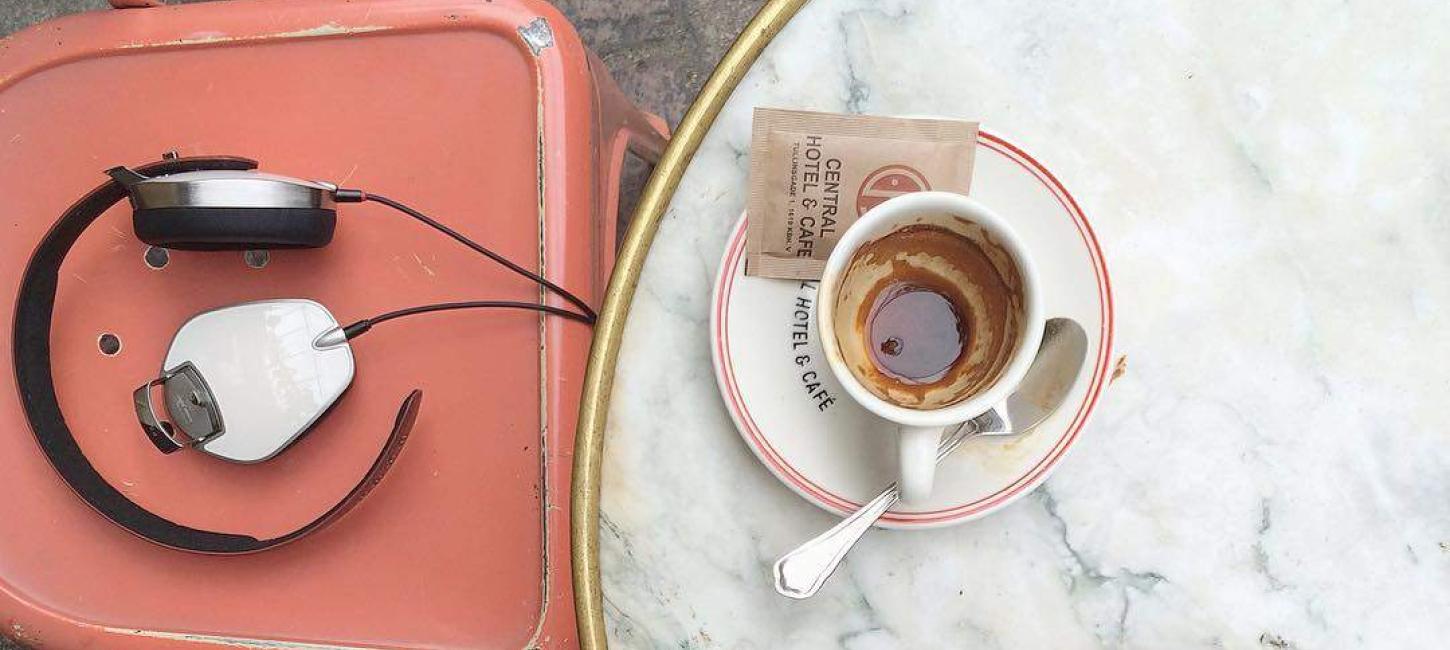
[898,425,942,503]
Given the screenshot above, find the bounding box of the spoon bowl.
[978,317,1089,436]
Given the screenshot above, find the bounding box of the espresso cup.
[817,192,1043,503]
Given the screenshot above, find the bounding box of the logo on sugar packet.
[855,164,930,216]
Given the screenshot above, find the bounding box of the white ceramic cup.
[817,192,1043,504]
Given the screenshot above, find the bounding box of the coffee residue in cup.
[867,280,967,385]
[833,222,1023,410]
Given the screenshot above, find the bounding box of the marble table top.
[601,0,1450,647]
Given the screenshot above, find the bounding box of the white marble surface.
[600,1,1450,647]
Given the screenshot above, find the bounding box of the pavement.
[0,0,759,647]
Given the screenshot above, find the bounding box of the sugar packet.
[745,108,978,279]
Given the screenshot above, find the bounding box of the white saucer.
[710,130,1115,529]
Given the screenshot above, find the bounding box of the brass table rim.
[569,1,810,648]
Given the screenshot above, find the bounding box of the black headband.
[12,155,420,554]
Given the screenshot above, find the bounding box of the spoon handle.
[773,481,899,599]
[773,422,982,599]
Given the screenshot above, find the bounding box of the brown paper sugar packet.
[745,108,978,279]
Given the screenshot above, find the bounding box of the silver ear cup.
[108,168,337,210]
[108,167,339,250]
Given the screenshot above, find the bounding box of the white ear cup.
[162,300,355,463]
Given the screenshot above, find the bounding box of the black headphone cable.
[334,189,598,323]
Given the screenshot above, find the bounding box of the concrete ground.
[0,0,759,647]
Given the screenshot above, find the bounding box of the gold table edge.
[569,1,811,648]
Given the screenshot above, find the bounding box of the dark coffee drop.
[866,283,965,384]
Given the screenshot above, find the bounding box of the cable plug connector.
[342,320,373,340]
[333,188,367,203]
